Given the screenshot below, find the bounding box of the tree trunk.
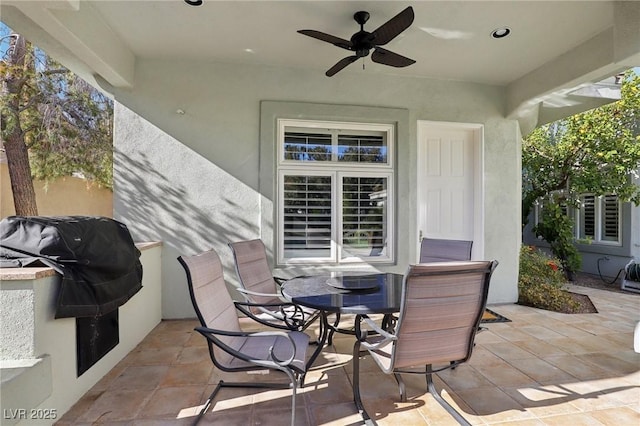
[1,32,38,216]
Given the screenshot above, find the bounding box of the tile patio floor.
[56,284,639,425]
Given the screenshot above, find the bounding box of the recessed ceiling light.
[184,0,203,6]
[491,27,511,39]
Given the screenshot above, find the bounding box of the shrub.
[532,199,582,279]
[518,245,581,312]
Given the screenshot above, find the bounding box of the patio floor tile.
[55,286,639,425]
[138,385,205,418]
[109,365,169,390]
[76,389,152,422]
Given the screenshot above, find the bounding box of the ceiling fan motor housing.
[351,31,375,56]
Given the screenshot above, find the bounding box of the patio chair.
[177,249,310,426]
[419,238,473,263]
[418,237,479,364]
[229,239,321,332]
[352,260,498,426]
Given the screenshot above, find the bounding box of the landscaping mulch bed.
[561,271,633,314]
[570,271,629,294]
[563,291,598,314]
[521,271,632,314]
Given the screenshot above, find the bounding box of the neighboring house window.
[277,119,394,264]
[577,194,621,244]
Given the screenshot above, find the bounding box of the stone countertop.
[0,242,161,281]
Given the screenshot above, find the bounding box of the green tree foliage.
[522,71,640,225]
[1,26,113,217]
[522,71,640,274]
[28,57,113,189]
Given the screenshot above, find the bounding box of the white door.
[417,121,483,258]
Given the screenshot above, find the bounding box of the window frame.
[276,119,395,265]
[576,194,622,246]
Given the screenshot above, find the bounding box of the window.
[577,194,621,244]
[277,119,394,264]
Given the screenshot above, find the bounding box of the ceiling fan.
[298,6,416,77]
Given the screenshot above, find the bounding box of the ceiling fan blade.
[371,47,416,68]
[326,55,359,77]
[371,6,414,46]
[298,30,352,50]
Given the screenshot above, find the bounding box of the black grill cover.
[0,216,143,318]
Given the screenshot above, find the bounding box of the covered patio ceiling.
[1,1,639,132]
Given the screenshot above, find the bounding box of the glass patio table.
[281,272,404,372]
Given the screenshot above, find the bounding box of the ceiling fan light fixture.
[491,27,511,39]
[184,0,203,6]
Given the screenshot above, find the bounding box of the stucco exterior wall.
[0,163,113,219]
[112,60,521,319]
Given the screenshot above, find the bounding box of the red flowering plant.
[547,260,559,271]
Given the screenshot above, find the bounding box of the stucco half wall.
[111,60,521,319]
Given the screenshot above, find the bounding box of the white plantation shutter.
[580,195,596,239]
[601,195,619,242]
[282,175,332,259]
[341,176,388,258]
[277,120,394,264]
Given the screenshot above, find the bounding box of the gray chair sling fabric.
[418,238,478,365]
[419,238,473,263]
[178,249,310,426]
[229,239,320,332]
[352,260,498,426]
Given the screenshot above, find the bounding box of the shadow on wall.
[0,162,113,218]
[113,150,253,255]
[113,147,258,318]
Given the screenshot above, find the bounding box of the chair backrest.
[392,260,497,369]
[177,249,242,367]
[229,239,281,305]
[419,238,473,263]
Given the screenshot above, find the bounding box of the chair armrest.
[234,301,305,331]
[195,326,297,368]
[236,287,281,298]
[362,316,397,341]
[355,315,397,351]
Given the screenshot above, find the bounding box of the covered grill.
[0,216,143,318]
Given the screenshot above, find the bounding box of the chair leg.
[393,373,407,402]
[283,369,298,426]
[194,380,291,425]
[425,365,471,426]
[193,380,224,425]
